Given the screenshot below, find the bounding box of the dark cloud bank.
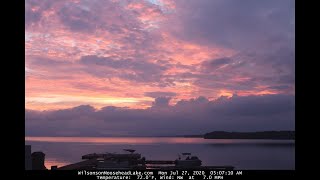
[26,94,294,137]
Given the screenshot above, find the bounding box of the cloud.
[56,1,138,33]
[80,55,167,72]
[167,0,295,95]
[58,6,97,32]
[202,57,233,71]
[152,97,171,107]
[25,0,67,28]
[25,8,42,27]
[170,0,294,50]
[79,55,169,84]
[26,94,295,136]
[208,58,232,67]
[25,0,295,112]
[144,91,177,98]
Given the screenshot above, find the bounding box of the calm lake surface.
[25,137,295,170]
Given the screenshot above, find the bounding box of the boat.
[174,153,202,167]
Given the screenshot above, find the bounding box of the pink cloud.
[25,0,294,111]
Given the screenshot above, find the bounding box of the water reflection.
[25,137,295,170]
[26,137,213,144]
[25,136,295,145]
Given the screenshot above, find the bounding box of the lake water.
[25,137,295,170]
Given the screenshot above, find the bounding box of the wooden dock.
[145,160,175,164]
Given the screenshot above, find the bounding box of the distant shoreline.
[203,131,295,140]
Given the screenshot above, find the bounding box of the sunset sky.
[25,0,295,136]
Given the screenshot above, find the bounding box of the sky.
[25,0,295,136]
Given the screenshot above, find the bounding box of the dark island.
[203,131,295,140]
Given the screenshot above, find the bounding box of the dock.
[145,160,175,164]
[52,150,235,170]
